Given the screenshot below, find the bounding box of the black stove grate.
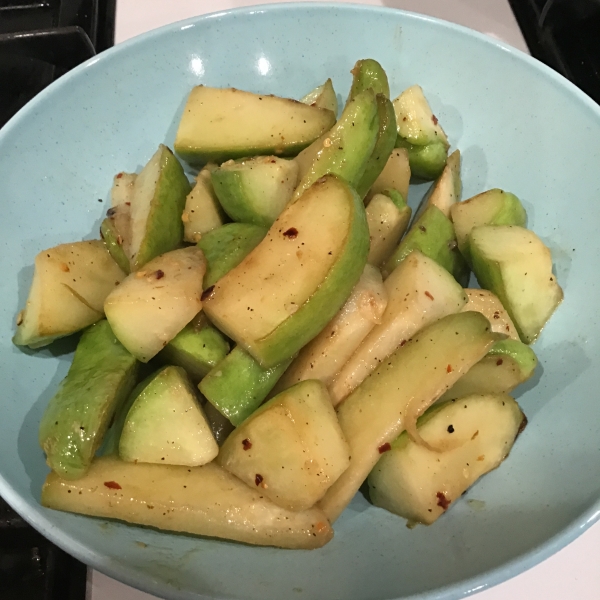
[509,0,600,105]
[0,0,116,128]
[0,497,87,600]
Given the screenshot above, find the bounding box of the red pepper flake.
[201,285,215,301]
[104,481,122,490]
[446,364,453,373]
[125,201,131,206]
[255,474,264,486]
[283,227,298,239]
[116,172,123,179]
[400,340,407,347]
[155,269,165,280]
[496,358,503,366]
[436,491,450,510]
[425,291,434,300]
[378,442,391,454]
[242,438,252,451]
[493,311,500,319]
[432,115,439,125]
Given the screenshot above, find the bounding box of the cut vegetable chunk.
[450,189,526,263]
[462,288,519,340]
[38,320,138,479]
[368,394,526,524]
[346,59,390,103]
[203,175,370,367]
[439,339,537,401]
[14,241,126,348]
[119,366,218,467]
[219,380,350,512]
[181,165,226,243]
[211,156,299,227]
[175,86,336,164]
[368,148,410,201]
[160,313,230,383]
[111,172,137,207]
[319,311,499,522]
[275,264,387,392]
[197,222,267,289]
[100,214,130,274]
[200,346,292,426]
[416,149,461,219]
[42,457,333,549]
[382,205,469,285]
[104,247,205,362]
[469,225,563,343]
[293,89,380,200]
[366,190,412,267]
[395,137,448,180]
[393,85,449,148]
[330,251,467,406]
[128,145,191,271]
[355,95,397,198]
[300,78,338,114]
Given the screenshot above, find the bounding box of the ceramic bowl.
[0,4,599,599]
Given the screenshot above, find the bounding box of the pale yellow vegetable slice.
[470,225,563,343]
[416,149,461,219]
[181,165,226,243]
[104,247,205,362]
[462,288,519,340]
[318,311,499,523]
[367,148,411,201]
[218,380,350,512]
[438,339,537,402]
[111,172,137,207]
[202,174,369,368]
[368,393,526,524]
[14,241,125,348]
[393,85,449,147]
[42,457,333,549]
[175,86,336,164]
[366,193,411,267]
[329,251,467,406]
[274,264,387,392]
[300,78,338,114]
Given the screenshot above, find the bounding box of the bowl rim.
[1,3,600,600]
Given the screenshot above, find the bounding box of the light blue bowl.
[1,4,599,599]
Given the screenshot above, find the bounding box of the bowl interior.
[1,4,600,600]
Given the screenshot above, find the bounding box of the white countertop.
[90,2,600,599]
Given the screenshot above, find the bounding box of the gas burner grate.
[0,496,88,599]
[509,0,600,104]
[0,0,116,128]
